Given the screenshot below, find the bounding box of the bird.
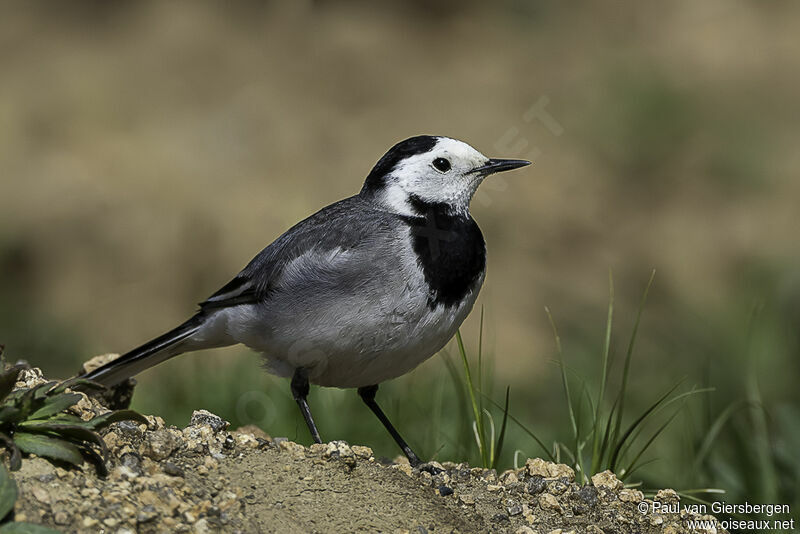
[80,135,530,466]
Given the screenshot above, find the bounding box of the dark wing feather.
[199,275,264,311]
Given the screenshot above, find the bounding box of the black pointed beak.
[472,158,531,177]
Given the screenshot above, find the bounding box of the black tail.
[81,314,205,387]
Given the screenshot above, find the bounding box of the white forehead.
[388,137,488,181]
[429,137,487,165]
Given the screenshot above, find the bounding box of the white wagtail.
[81,135,529,465]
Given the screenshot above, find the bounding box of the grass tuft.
[504,270,714,486]
[454,308,511,469]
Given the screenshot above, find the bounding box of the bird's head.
[360,135,530,216]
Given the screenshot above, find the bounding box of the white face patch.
[379,137,490,216]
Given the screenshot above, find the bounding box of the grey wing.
[198,196,396,312]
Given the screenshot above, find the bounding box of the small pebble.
[137,505,158,523]
[163,461,185,477]
[190,410,229,432]
[393,462,413,477]
[351,445,373,459]
[144,429,179,461]
[418,461,444,476]
[619,488,644,502]
[507,504,523,516]
[527,476,546,495]
[591,470,623,491]
[115,420,144,439]
[323,440,354,460]
[655,488,680,503]
[194,518,212,534]
[539,493,562,512]
[501,471,519,485]
[577,485,598,504]
[204,457,219,470]
[31,487,50,504]
[120,452,143,476]
[437,485,454,497]
[459,493,475,505]
[548,480,569,495]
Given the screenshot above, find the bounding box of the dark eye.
[432,157,451,172]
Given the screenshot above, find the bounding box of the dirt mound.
[6,369,725,533]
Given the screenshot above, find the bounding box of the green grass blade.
[615,386,713,471]
[456,330,487,467]
[478,306,484,406]
[599,394,620,469]
[692,400,752,470]
[612,269,656,448]
[477,308,486,464]
[675,490,727,508]
[555,442,575,463]
[425,369,446,461]
[491,387,511,469]
[609,381,681,471]
[677,489,726,500]
[574,382,592,482]
[484,395,555,462]
[441,353,472,460]
[744,303,778,503]
[623,457,659,480]
[622,405,683,477]
[545,308,580,442]
[591,271,614,476]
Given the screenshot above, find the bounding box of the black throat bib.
[402,196,486,309]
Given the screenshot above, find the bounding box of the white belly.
[204,254,483,388]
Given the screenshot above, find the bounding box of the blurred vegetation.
[1,1,798,528]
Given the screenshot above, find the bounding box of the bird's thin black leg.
[358,384,422,467]
[291,368,322,443]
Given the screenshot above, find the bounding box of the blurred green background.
[1,0,798,518]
